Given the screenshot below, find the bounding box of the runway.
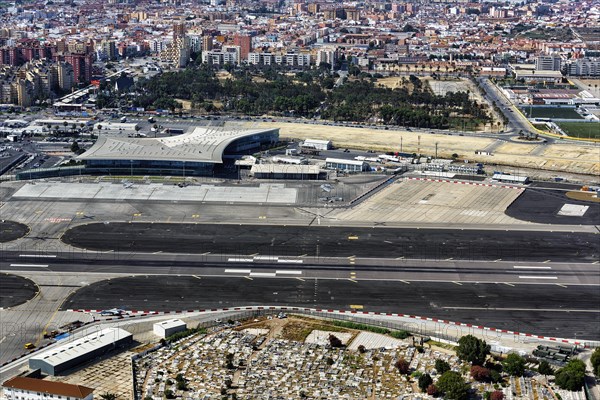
[61,223,600,262]
[62,275,600,340]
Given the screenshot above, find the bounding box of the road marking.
[513,266,552,270]
[384,240,393,244]
[244,276,253,280]
[258,216,266,219]
[348,278,358,283]
[452,281,462,285]
[400,280,410,284]
[556,284,567,288]
[518,276,558,280]
[19,254,56,258]
[249,253,259,257]
[299,254,308,257]
[9,264,48,268]
[443,306,599,313]
[153,251,162,254]
[249,272,277,277]
[199,252,211,256]
[193,275,201,280]
[277,259,303,264]
[224,269,252,273]
[445,258,454,261]
[254,255,279,261]
[348,236,358,240]
[493,259,502,262]
[191,214,200,218]
[543,260,551,263]
[275,270,302,275]
[350,305,363,310]
[395,256,404,260]
[593,261,599,265]
[296,277,305,282]
[227,258,254,263]
[503,282,515,287]
[347,255,356,259]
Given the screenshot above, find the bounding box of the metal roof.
[30,328,132,368]
[154,319,186,330]
[78,126,278,164]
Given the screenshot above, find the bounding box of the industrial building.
[492,173,529,184]
[2,377,94,400]
[250,164,322,180]
[29,327,133,376]
[153,319,187,339]
[325,157,370,172]
[302,139,332,151]
[77,126,279,176]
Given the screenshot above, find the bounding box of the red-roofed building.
[2,376,94,400]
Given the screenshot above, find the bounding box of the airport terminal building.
[77,126,279,176]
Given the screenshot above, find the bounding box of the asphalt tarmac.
[63,275,600,340]
[0,273,38,308]
[506,187,600,225]
[0,220,29,243]
[62,223,600,262]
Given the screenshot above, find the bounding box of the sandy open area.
[247,122,600,176]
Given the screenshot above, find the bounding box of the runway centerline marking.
[227,258,254,263]
[249,272,277,278]
[9,264,48,268]
[513,266,552,270]
[19,254,56,258]
[275,270,302,275]
[224,269,252,274]
[518,276,558,280]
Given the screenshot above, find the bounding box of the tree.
[426,384,438,396]
[471,365,491,381]
[436,371,469,400]
[503,353,526,376]
[490,390,504,400]
[395,357,410,375]
[435,359,451,374]
[100,394,117,400]
[328,334,343,348]
[457,335,490,365]
[70,140,80,153]
[538,360,554,376]
[591,348,600,377]
[555,359,586,391]
[418,373,433,392]
[357,345,366,353]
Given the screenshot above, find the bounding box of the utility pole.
[400,136,403,154]
[435,142,438,160]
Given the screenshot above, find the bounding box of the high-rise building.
[57,61,74,92]
[173,23,186,41]
[536,55,562,71]
[233,34,251,61]
[202,36,213,52]
[63,53,93,84]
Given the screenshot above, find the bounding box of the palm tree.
[100,393,117,400]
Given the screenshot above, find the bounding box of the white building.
[2,376,94,400]
[153,319,187,339]
[302,139,332,151]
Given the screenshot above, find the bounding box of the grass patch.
[428,340,458,351]
[557,122,600,139]
[280,320,349,342]
[523,107,583,120]
[328,320,411,339]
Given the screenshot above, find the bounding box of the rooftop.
[2,377,94,398]
[30,327,132,368]
[78,126,279,164]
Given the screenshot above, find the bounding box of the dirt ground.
[248,121,600,176]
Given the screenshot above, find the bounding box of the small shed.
[153,319,187,339]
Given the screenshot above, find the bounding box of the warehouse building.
[325,157,370,172]
[250,164,322,180]
[153,319,187,339]
[492,173,529,184]
[2,377,94,400]
[77,126,279,176]
[29,327,133,376]
[302,139,332,151]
